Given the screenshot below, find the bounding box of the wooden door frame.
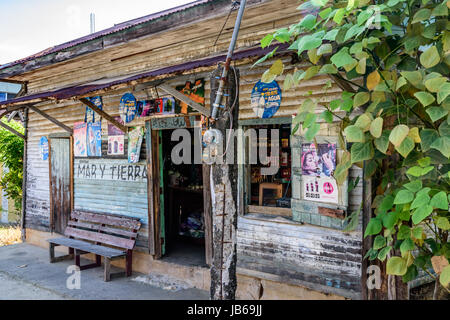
[48,134,73,234]
[145,120,213,264]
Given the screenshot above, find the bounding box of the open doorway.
[160,128,206,267]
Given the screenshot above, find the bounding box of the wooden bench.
[47,210,141,282]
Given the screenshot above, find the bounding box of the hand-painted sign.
[85,96,103,123]
[251,80,282,119]
[74,122,87,157]
[39,136,49,161]
[119,93,137,123]
[75,159,147,181]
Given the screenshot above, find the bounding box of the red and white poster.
[302,176,338,204]
[301,143,338,204]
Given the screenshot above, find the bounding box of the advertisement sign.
[128,126,144,163]
[119,93,137,123]
[107,117,125,156]
[301,143,338,204]
[85,96,103,123]
[251,80,282,119]
[301,143,336,177]
[87,122,102,157]
[302,176,339,204]
[73,122,87,157]
[39,136,49,161]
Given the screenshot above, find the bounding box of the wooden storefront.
[0,0,366,299]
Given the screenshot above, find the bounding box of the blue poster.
[119,93,137,123]
[251,80,282,119]
[85,96,103,123]
[39,136,49,161]
[87,122,102,157]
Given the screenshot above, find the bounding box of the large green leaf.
[414,91,435,107]
[426,107,448,122]
[386,257,407,276]
[355,113,372,132]
[374,131,390,154]
[373,235,386,250]
[353,92,370,108]
[395,136,415,158]
[297,35,323,55]
[401,71,424,89]
[344,125,365,142]
[394,190,414,204]
[438,82,450,104]
[304,122,320,141]
[412,8,431,24]
[364,217,382,237]
[436,217,450,231]
[430,136,450,158]
[440,265,450,288]
[389,124,409,147]
[351,142,374,163]
[370,117,383,138]
[403,180,422,193]
[430,191,448,210]
[425,77,446,93]
[412,204,433,224]
[331,47,356,68]
[420,46,440,69]
[378,246,392,262]
[420,129,439,152]
[410,192,430,209]
[400,238,415,255]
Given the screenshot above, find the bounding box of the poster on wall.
[108,117,125,156]
[301,143,338,204]
[74,122,88,157]
[176,79,205,114]
[302,176,339,204]
[85,96,103,123]
[86,122,102,157]
[128,126,144,163]
[137,100,155,117]
[251,80,282,119]
[119,93,137,123]
[39,136,49,161]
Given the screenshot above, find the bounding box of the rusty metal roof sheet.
[0,44,287,107]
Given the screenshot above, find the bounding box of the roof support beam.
[157,83,210,116]
[79,98,129,133]
[0,119,25,139]
[28,105,73,134]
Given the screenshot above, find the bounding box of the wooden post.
[20,109,28,241]
[28,105,73,134]
[209,66,239,300]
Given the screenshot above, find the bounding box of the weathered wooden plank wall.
[237,167,363,299]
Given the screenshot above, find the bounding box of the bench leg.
[126,250,132,277]
[49,243,74,263]
[104,258,111,282]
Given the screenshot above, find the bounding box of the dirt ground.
[0,224,21,247]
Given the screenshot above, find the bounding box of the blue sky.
[0,0,193,65]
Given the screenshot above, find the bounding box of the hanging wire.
[213,1,241,47]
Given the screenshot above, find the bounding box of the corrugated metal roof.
[0,44,288,107]
[0,0,215,71]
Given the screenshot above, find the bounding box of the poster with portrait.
[73,122,87,157]
[128,126,144,164]
[107,117,125,156]
[251,80,282,119]
[301,143,336,177]
[87,122,102,157]
[85,96,103,123]
[301,143,338,204]
[176,79,205,114]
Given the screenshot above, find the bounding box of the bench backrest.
[64,211,142,250]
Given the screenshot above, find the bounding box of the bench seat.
[47,210,141,281]
[48,237,126,259]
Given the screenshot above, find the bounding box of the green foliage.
[0,119,24,211]
[256,0,450,290]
